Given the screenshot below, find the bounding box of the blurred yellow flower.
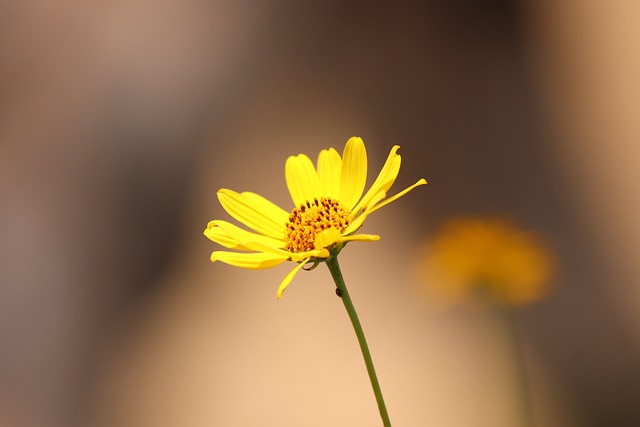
[418,217,555,306]
[204,136,427,298]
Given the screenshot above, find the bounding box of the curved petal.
[339,137,368,210]
[317,148,342,199]
[218,189,285,239]
[277,257,310,298]
[285,154,321,207]
[213,221,292,258]
[211,251,288,270]
[352,145,401,216]
[204,222,249,250]
[206,220,285,253]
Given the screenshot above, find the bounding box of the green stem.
[326,256,391,427]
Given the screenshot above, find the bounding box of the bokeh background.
[2,1,640,426]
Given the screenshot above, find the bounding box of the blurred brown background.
[1,1,639,426]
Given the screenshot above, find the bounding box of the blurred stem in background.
[495,307,535,427]
[418,216,557,426]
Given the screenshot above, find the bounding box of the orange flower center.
[285,197,350,252]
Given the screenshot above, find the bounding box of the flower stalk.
[326,256,391,427]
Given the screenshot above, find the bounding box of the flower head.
[418,217,555,306]
[204,136,427,297]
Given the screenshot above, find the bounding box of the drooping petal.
[204,221,250,250]
[351,145,401,216]
[218,189,285,239]
[317,148,342,199]
[339,137,367,210]
[285,154,321,207]
[277,257,310,298]
[207,220,285,254]
[211,251,288,269]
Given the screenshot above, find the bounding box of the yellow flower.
[204,136,427,298]
[418,217,555,306]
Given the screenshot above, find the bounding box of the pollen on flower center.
[285,197,350,253]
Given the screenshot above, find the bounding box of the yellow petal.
[310,228,377,255]
[314,227,343,250]
[207,220,286,255]
[218,189,285,239]
[289,248,330,262]
[344,190,386,235]
[277,257,310,298]
[285,154,321,207]
[241,192,289,225]
[367,178,427,216]
[343,178,426,235]
[317,148,342,199]
[342,233,380,243]
[339,137,368,210]
[352,145,401,216]
[211,251,288,269]
[204,221,248,250]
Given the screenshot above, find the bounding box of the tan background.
[1,1,639,426]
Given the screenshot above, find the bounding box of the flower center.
[285,197,350,253]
